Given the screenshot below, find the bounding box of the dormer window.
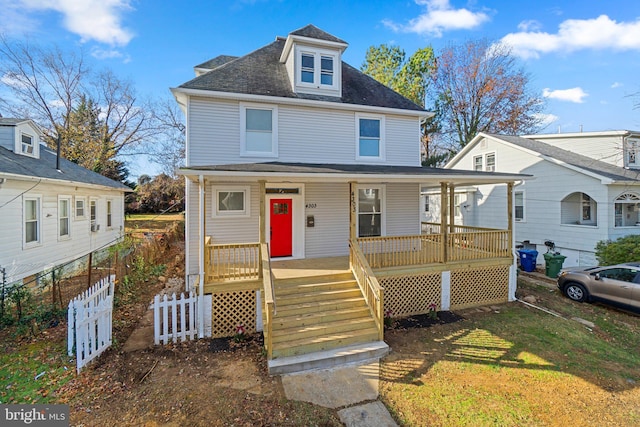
[627,138,639,168]
[292,46,340,97]
[21,133,34,155]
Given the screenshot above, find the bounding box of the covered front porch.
[179,163,524,370]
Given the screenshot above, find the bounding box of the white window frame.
[24,196,41,247]
[295,47,339,91]
[424,195,430,212]
[240,103,278,158]
[90,198,98,232]
[485,153,496,172]
[21,133,34,155]
[212,185,251,218]
[58,196,71,240]
[626,138,640,168]
[106,200,113,228]
[75,197,86,220]
[473,155,483,171]
[356,184,386,238]
[355,114,385,162]
[515,191,525,222]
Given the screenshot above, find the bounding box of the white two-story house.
[172,25,525,373]
[439,130,640,268]
[0,118,129,288]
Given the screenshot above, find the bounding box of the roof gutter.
[0,171,130,192]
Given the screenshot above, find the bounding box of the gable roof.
[449,133,640,184]
[0,146,130,190]
[176,29,426,113]
[289,24,348,44]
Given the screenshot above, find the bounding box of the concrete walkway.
[281,360,398,427]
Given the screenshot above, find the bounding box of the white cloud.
[383,0,490,37]
[19,0,134,46]
[535,112,559,128]
[1,73,27,88]
[500,15,640,59]
[611,82,623,88]
[542,87,588,103]
[517,20,541,32]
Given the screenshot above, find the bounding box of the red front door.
[270,198,292,257]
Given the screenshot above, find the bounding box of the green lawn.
[381,280,640,426]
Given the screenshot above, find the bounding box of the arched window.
[614,192,640,227]
[561,192,597,226]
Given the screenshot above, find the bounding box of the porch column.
[349,181,357,240]
[259,180,266,244]
[448,184,455,233]
[440,182,448,263]
[507,182,513,238]
[198,175,205,338]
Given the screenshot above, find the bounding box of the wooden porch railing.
[447,230,511,261]
[357,234,443,268]
[204,238,261,283]
[260,243,275,359]
[421,221,501,234]
[349,239,384,340]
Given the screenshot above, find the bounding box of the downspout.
[198,175,205,338]
[508,181,521,301]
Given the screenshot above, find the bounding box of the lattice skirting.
[449,264,510,310]
[380,273,442,318]
[210,290,257,338]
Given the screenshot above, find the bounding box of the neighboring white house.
[433,131,640,267]
[0,118,130,287]
[171,25,525,366]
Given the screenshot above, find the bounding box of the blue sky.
[2,0,640,176]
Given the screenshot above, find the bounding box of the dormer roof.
[289,24,347,44]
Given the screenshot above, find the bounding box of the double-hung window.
[75,198,85,219]
[90,199,98,231]
[24,197,40,245]
[240,103,278,157]
[485,153,496,171]
[107,200,112,228]
[473,155,483,171]
[297,49,338,90]
[213,185,250,217]
[515,191,524,221]
[21,133,34,155]
[356,114,385,161]
[357,186,385,237]
[59,197,70,238]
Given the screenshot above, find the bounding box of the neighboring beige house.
[172,25,525,373]
[435,130,640,267]
[0,118,129,287]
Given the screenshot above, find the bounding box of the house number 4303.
[305,203,317,209]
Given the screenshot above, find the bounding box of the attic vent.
[480,139,488,149]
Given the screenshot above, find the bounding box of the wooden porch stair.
[268,271,387,373]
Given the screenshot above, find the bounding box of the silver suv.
[557,262,640,311]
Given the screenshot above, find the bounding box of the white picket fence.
[152,292,198,345]
[67,275,115,373]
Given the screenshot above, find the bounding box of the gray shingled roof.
[180,161,526,180]
[289,24,347,44]
[179,33,424,111]
[0,118,27,126]
[0,146,130,190]
[195,55,239,71]
[488,134,640,182]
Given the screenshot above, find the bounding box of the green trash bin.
[543,252,566,278]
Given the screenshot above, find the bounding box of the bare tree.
[429,39,545,151]
[149,97,185,177]
[0,36,157,181]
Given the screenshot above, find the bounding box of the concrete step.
[268,341,389,375]
[272,328,379,358]
[271,317,377,343]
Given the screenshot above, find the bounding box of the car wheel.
[564,282,588,302]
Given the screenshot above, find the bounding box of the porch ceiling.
[178,162,529,186]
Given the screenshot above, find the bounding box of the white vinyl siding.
[1,180,124,284]
[187,98,422,167]
[531,134,625,168]
[386,183,420,236]
[304,182,350,258]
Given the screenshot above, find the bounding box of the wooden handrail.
[260,243,275,360]
[349,238,384,341]
[205,241,260,282]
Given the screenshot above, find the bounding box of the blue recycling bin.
[518,249,538,272]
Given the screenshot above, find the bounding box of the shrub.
[595,235,640,265]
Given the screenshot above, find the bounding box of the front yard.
[2,230,640,426]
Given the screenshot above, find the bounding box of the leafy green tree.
[361,44,445,165]
[595,235,640,265]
